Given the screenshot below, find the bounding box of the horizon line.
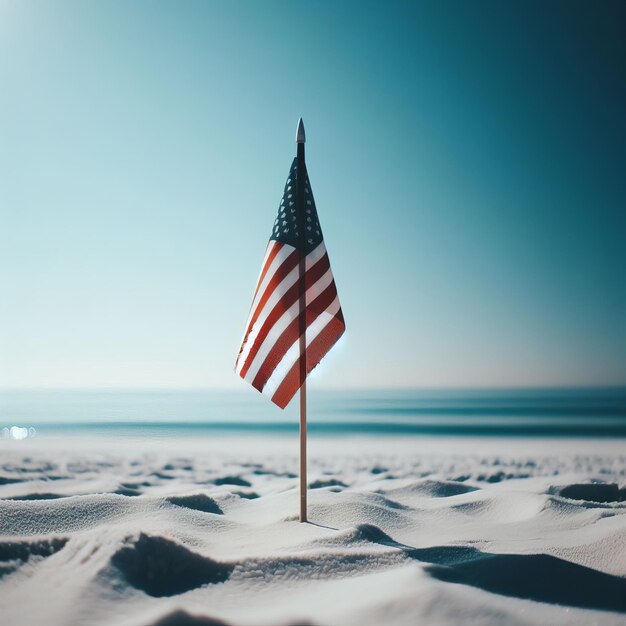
[1,385,626,393]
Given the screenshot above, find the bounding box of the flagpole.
[296,118,307,523]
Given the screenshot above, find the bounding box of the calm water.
[1,388,626,438]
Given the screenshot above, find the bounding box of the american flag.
[236,158,345,409]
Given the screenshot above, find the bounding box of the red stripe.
[271,310,345,409]
[236,242,283,369]
[251,280,339,392]
[251,241,283,306]
[239,253,330,378]
[241,248,300,355]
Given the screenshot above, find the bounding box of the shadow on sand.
[355,524,626,613]
[148,609,314,626]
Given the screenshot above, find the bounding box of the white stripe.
[236,242,275,356]
[242,267,335,382]
[250,241,275,308]
[304,242,327,270]
[237,243,327,373]
[256,241,275,286]
[261,297,341,398]
[237,262,298,375]
[242,242,294,340]
[254,243,326,336]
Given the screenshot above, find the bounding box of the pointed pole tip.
[296,118,306,144]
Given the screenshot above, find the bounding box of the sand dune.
[0,437,625,625]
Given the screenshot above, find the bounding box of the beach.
[3,1,626,623]
[1,434,625,626]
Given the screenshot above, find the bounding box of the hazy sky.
[1,0,625,390]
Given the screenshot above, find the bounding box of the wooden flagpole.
[296,118,307,523]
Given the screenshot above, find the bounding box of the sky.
[0,0,625,390]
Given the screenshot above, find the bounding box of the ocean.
[1,387,626,439]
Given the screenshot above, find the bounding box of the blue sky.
[1,0,625,389]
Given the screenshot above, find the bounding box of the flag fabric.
[236,158,345,409]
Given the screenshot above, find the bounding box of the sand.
[0,436,625,626]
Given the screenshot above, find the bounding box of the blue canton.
[270,158,323,254]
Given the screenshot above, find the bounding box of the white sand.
[0,436,625,626]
